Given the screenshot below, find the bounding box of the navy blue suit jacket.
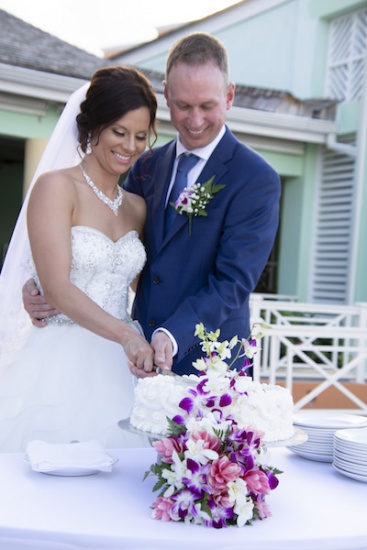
[124,127,281,375]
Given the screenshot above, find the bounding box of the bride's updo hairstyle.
[76,66,157,153]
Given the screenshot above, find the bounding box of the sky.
[0,0,241,57]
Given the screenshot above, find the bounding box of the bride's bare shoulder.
[31,167,80,195]
[122,190,146,231]
[123,189,146,212]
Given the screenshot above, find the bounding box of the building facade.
[1,0,367,306]
[110,0,367,305]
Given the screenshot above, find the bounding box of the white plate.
[301,429,336,438]
[305,432,335,441]
[333,443,367,459]
[334,426,367,446]
[289,444,333,455]
[333,463,367,483]
[293,411,367,430]
[298,444,332,454]
[333,439,367,460]
[287,447,333,462]
[23,456,118,476]
[333,449,367,464]
[333,457,367,475]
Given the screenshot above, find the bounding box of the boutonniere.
[172,176,225,235]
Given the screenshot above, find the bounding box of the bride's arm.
[27,172,154,372]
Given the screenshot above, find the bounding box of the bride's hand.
[22,278,60,327]
[129,363,157,379]
[121,329,155,375]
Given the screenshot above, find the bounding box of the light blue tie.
[165,153,200,233]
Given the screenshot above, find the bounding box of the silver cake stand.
[118,418,308,448]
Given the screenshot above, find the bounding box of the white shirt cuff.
[152,328,178,356]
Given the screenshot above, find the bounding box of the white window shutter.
[310,147,356,304]
[325,8,367,101]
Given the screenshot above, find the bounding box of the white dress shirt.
[155,126,226,359]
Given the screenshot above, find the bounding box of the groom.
[125,32,280,376]
[23,33,280,377]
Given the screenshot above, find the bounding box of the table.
[0,446,366,550]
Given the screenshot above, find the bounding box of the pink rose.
[152,496,174,521]
[153,437,184,463]
[243,468,270,495]
[191,430,221,452]
[209,456,242,491]
[213,490,233,509]
[256,498,272,519]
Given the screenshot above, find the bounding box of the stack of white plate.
[333,427,367,482]
[287,411,367,463]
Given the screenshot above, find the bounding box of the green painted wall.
[277,176,303,295]
[310,0,367,18]
[337,102,360,135]
[0,104,61,139]
[255,149,304,178]
[132,0,347,100]
[275,144,319,298]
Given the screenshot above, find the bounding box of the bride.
[0,66,158,452]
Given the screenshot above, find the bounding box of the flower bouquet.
[145,324,282,528]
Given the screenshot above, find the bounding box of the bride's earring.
[86,134,92,155]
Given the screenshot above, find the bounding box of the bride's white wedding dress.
[0,226,148,452]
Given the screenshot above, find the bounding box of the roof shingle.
[0,9,107,79]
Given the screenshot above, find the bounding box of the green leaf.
[200,499,212,517]
[166,417,186,436]
[211,184,226,194]
[152,478,168,492]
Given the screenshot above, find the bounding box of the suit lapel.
[161,128,236,244]
[151,142,176,251]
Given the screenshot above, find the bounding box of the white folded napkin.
[25,440,116,472]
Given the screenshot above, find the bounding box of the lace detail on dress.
[34,227,146,326]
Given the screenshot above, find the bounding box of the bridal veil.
[0,82,89,361]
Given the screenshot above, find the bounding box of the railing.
[249,295,367,411]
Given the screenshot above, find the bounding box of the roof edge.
[0,63,87,103]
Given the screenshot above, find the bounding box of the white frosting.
[229,378,295,441]
[130,376,189,435]
[130,374,294,442]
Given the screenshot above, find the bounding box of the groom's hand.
[151,331,173,373]
[22,278,59,327]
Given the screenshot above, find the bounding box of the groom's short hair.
[165,32,230,85]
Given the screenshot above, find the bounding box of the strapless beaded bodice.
[34,226,146,325]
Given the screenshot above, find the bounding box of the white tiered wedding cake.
[130,372,294,442]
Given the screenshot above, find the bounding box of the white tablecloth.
[0,446,366,550]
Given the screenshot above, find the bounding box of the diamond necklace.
[79,164,123,216]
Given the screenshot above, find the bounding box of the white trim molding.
[0,63,87,103]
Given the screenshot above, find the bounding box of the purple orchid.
[182,459,212,495]
[205,498,235,529]
[170,488,200,521]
